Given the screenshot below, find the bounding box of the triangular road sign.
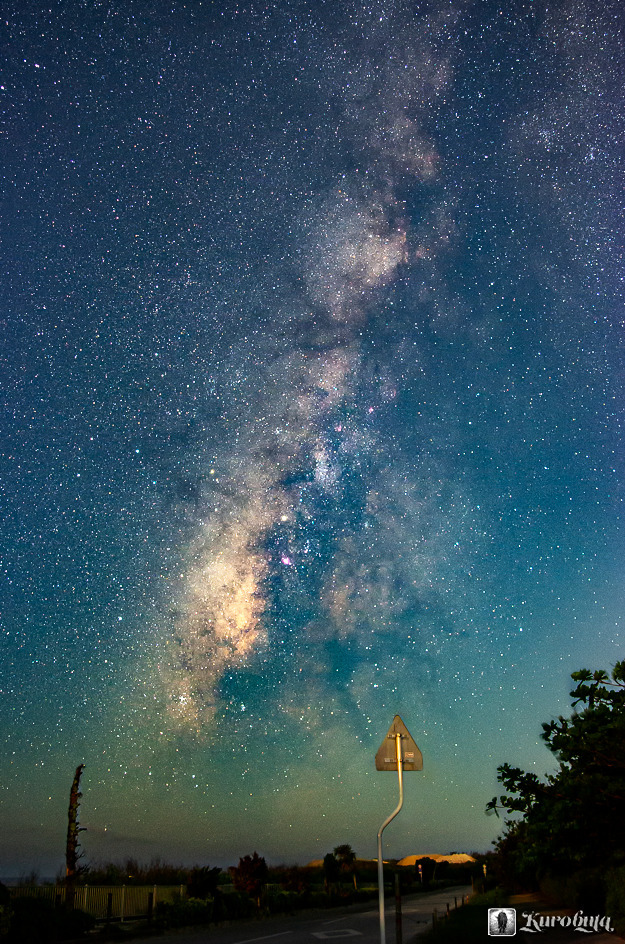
[375,714,423,771]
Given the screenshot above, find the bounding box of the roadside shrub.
[56,907,96,940]
[0,883,12,938]
[605,865,625,936]
[275,865,312,894]
[306,890,333,909]
[264,890,298,914]
[187,865,222,899]
[155,896,214,929]
[540,867,605,912]
[420,889,509,944]
[8,897,54,942]
[219,890,255,920]
[8,897,95,942]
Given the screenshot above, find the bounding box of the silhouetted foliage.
[277,865,312,894]
[144,857,191,885]
[81,857,201,885]
[0,882,11,938]
[487,663,625,890]
[187,865,222,899]
[334,844,358,889]
[7,897,95,942]
[155,897,215,929]
[323,852,341,892]
[231,852,268,907]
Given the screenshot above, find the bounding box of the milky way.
[157,5,462,734]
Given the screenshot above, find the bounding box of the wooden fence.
[8,884,186,921]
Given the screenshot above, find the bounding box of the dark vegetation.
[486,663,625,933]
[151,848,483,930]
[0,845,484,940]
[420,888,509,944]
[0,887,95,944]
[72,857,194,886]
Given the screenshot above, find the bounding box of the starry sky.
[1,0,624,878]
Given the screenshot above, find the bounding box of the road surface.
[130,885,472,944]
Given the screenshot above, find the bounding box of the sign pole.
[377,732,403,944]
[374,716,422,944]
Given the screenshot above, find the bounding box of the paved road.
[130,886,472,944]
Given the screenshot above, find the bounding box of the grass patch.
[423,889,509,943]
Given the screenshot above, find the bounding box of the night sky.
[1,0,624,878]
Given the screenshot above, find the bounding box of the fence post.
[394,872,402,944]
[120,885,125,923]
[106,893,113,927]
[147,891,154,925]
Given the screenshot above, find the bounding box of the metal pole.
[378,732,404,944]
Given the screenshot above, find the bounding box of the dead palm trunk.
[65,764,86,909]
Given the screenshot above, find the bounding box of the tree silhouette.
[487,663,625,883]
[187,865,222,899]
[323,852,341,893]
[232,852,268,908]
[278,866,311,894]
[334,844,358,889]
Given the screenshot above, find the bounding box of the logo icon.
[488,907,516,936]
